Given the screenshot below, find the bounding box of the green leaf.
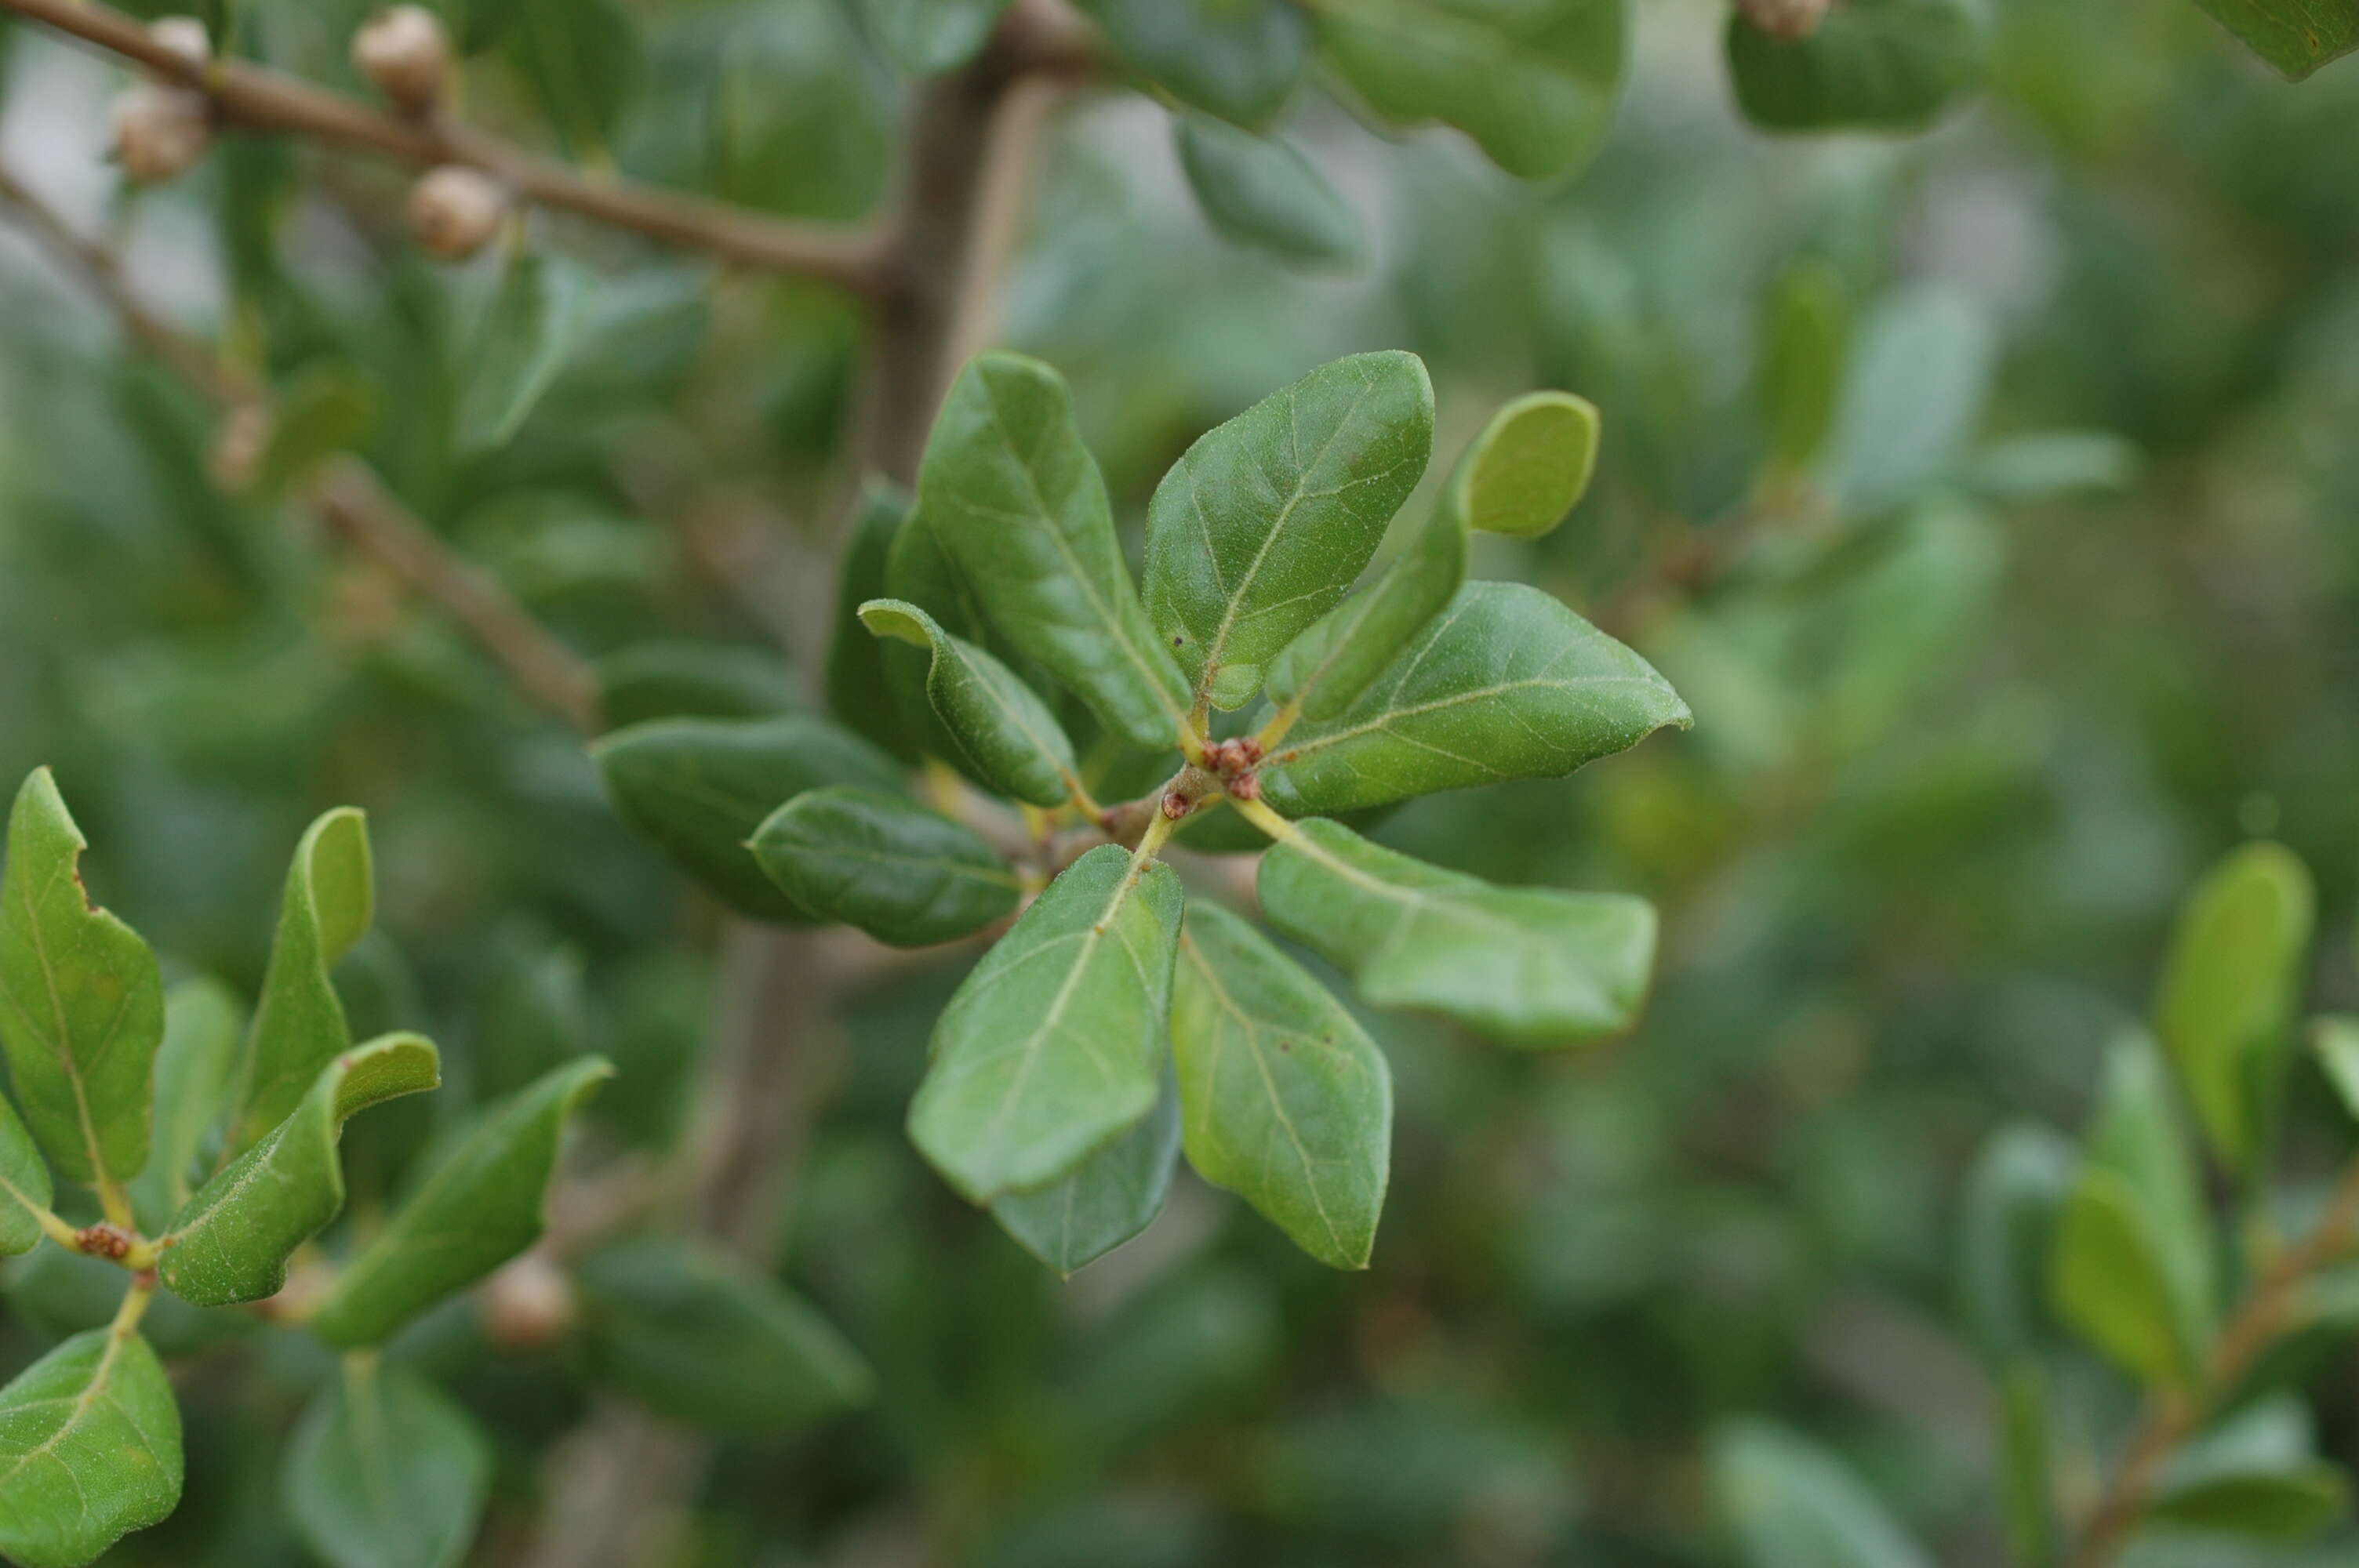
[1754,261,1850,472]
[1438,389,1601,540]
[2085,1032,2216,1355]
[1073,0,1311,128]
[1994,1365,2055,1567]
[0,1327,183,1568]
[128,978,242,1229]
[595,641,795,731]
[1173,114,1364,268]
[503,0,641,151]
[224,807,374,1157]
[1171,902,1390,1269]
[2154,840,2315,1173]
[990,1073,1181,1278]
[1259,818,1656,1047]
[1711,1418,1934,1568]
[2192,0,2359,80]
[751,786,1020,947]
[857,0,1015,74]
[2148,1463,2350,1538]
[2049,1169,2191,1388]
[573,1240,876,1432]
[1143,351,1434,711]
[160,1034,441,1309]
[0,1091,52,1258]
[825,484,918,760]
[254,365,375,496]
[307,1057,614,1349]
[1726,0,1986,132]
[1956,1122,2076,1363]
[284,1365,493,1568]
[908,844,1183,1202]
[917,354,1192,749]
[1259,583,1691,815]
[1318,0,1628,180]
[857,598,1082,808]
[454,252,594,456]
[1822,285,1996,513]
[593,715,905,923]
[0,768,165,1189]
[2313,1016,2359,1123]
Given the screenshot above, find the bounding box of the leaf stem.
[1134,809,1180,863]
[1230,794,1298,844]
[1252,699,1305,756]
[0,1172,89,1254]
[110,1273,155,1340]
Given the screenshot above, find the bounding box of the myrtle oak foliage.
[599,348,1691,1277]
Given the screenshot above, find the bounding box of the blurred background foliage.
[1,0,2357,1563]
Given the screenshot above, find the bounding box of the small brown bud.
[208,402,272,492]
[353,5,452,115]
[74,1223,133,1261]
[111,84,211,184]
[406,164,507,260]
[1735,0,1830,41]
[1229,736,1263,768]
[147,15,211,72]
[1160,791,1192,822]
[1229,771,1261,803]
[478,1254,578,1352]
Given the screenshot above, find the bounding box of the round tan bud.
[111,84,211,184]
[146,15,211,72]
[353,5,452,115]
[1736,0,1831,40]
[478,1254,578,1352]
[407,164,507,260]
[208,402,273,492]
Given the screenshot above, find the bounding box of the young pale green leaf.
[223,807,374,1157]
[1172,903,1390,1269]
[857,0,1014,74]
[2154,840,2315,1174]
[1726,0,1986,132]
[593,714,904,923]
[1712,1418,1934,1568]
[1173,114,1364,269]
[2080,1031,2215,1367]
[595,641,795,731]
[1259,819,1656,1047]
[918,354,1192,749]
[1955,1122,2077,1363]
[128,979,242,1228]
[1755,261,1850,473]
[909,844,1183,1202]
[573,1240,876,1432]
[2192,0,2359,80]
[1144,351,1434,711]
[1319,0,1627,180]
[0,1092,52,1258]
[0,1327,183,1568]
[1440,390,1601,540]
[2148,1464,2350,1539]
[160,1034,441,1309]
[825,484,918,760]
[254,365,375,496]
[858,598,1081,808]
[454,252,594,456]
[2314,1017,2359,1123]
[307,1057,614,1348]
[1259,583,1692,816]
[993,1072,1181,1277]
[751,786,1020,948]
[284,1365,492,1568]
[1073,0,1311,128]
[0,768,165,1189]
[2048,1168,2194,1388]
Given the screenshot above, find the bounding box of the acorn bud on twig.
[111,83,211,184]
[352,5,452,116]
[146,15,212,72]
[407,164,507,260]
[1735,0,1832,40]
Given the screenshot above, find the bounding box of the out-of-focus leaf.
[1962,431,2145,500]
[307,1058,614,1348]
[1822,286,1995,513]
[1173,114,1364,268]
[917,354,1192,748]
[504,0,642,151]
[707,5,892,221]
[2314,1017,2359,1123]
[2193,0,2359,80]
[1319,0,1627,180]
[0,1327,183,1568]
[1957,1121,2077,1362]
[1727,0,1986,132]
[1259,818,1656,1047]
[908,845,1183,1202]
[1074,0,1311,128]
[751,786,1020,947]
[2049,1167,2192,1388]
[992,1072,1182,1276]
[593,715,905,922]
[284,1365,493,1568]
[1755,261,1849,472]
[2153,840,2314,1173]
[857,0,1014,74]
[128,978,242,1229]
[1172,903,1390,1269]
[1259,583,1691,815]
[2,1247,242,1359]
[0,768,164,1189]
[1995,1366,2053,1567]
[574,1240,875,1432]
[1711,1418,1934,1568]
[2148,1465,2350,1538]
[0,1091,51,1258]
[596,642,796,731]
[162,1035,440,1309]
[826,484,916,759]
[454,252,594,456]
[858,598,1081,808]
[255,366,375,496]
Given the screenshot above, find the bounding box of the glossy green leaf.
[1319,0,1627,180]
[2149,1463,2350,1538]
[254,365,375,495]
[454,252,594,456]
[1143,351,1434,712]
[2154,840,2315,1173]
[128,979,242,1228]
[595,641,795,731]
[917,354,1192,748]
[593,714,905,922]
[908,845,1183,1202]
[1712,1418,1934,1568]
[161,1034,441,1309]
[1726,0,1986,132]
[0,1092,51,1258]
[858,598,1081,808]
[2313,1016,2359,1123]
[307,1057,614,1348]
[1259,818,1657,1047]
[224,807,374,1157]
[503,0,641,151]
[574,1240,876,1432]
[826,484,918,760]
[1755,261,1849,472]
[284,1365,492,1568]
[751,786,1020,947]
[1074,0,1311,128]
[1260,583,1692,815]
[1822,285,1996,513]
[1172,903,1391,1269]
[857,0,1014,74]
[1956,1122,2076,1363]
[0,768,165,1189]
[1174,114,1364,268]
[2193,0,2359,80]
[0,1327,183,1568]
[992,1071,1181,1278]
